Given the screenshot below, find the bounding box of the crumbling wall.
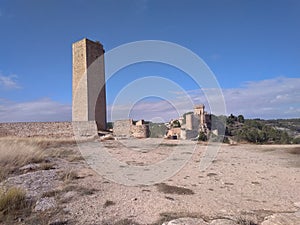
[130,124,149,138]
[113,119,149,138]
[113,119,132,138]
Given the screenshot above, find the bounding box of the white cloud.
[108,100,183,122]
[1,77,298,123]
[0,74,21,89]
[0,98,71,122]
[221,77,300,118]
[108,77,300,121]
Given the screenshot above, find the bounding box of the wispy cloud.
[0,98,71,122]
[221,77,300,118]
[108,77,300,121]
[0,74,21,89]
[1,77,298,123]
[108,99,185,122]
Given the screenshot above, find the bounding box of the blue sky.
[0,0,299,122]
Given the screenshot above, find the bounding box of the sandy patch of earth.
[62,140,300,224]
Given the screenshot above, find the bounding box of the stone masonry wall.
[113,120,132,138]
[0,122,74,138]
[130,124,150,138]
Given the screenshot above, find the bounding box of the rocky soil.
[0,138,299,225]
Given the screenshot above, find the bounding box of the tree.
[227,114,237,125]
[237,115,245,123]
[172,120,181,128]
[198,131,208,141]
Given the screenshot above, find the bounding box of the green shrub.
[292,137,300,144]
[223,136,230,144]
[198,131,208,142]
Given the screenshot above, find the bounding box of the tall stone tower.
[72,38,106,131]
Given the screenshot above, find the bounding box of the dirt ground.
[1,138,300,225]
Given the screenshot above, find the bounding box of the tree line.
[208,114,298,144]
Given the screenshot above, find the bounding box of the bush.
[223,136,230,144]
[149,123,167,138]
[198,131,208,142]
[172,120,181,128]
[235,125,291,144]
[292,137,300,144]
[237,115,245,123]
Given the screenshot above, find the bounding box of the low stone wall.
[0,122,75,138]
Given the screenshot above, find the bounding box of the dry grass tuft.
[39,162,56,170]
[0,137,81,181]
[156,183,195,195]
[60,170,79,183]
[0,139,45,181]
[0,187,29,218]
[49,148,84,162]
[0,136,76,149]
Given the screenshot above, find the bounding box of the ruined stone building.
[167,104,211,140]
[113,119,150,138]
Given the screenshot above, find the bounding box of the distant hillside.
[260,118,300,138]
[223,115,300,144]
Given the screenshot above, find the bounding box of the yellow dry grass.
[0,139,44,181]
[0,137,77,181]
[0,187,27,213]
